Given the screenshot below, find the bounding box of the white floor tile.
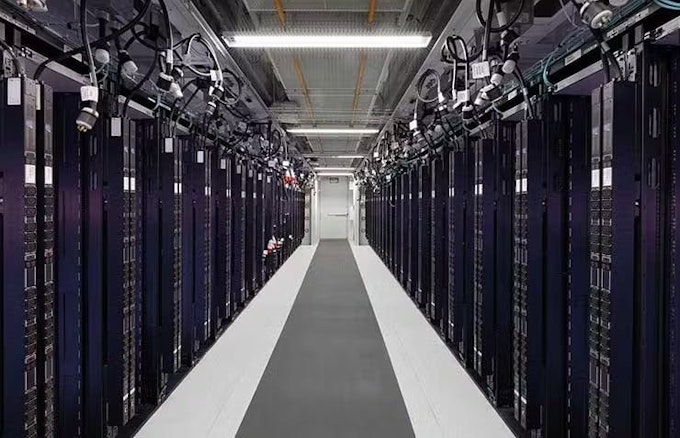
[136,245,318,438]
[351,245,515,438]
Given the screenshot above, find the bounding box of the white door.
[319,176,350,239]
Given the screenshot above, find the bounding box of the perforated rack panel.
[0,77,39,438]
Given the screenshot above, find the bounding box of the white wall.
[317,176,351,240]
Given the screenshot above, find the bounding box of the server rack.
[138,118,182,404]
[231,160,246,309]
[449,137,473,365]
[408,167,419,298]
[668,49,680,438]
[181,139,208,366]
[589,83,637,438]
[255,170,265,288]
[469,128,513,406]
[212,152,232,327]
[416,163,431,308]
[54,93,83,438]
[244,165,256,297]
[0,77,39,438]
[567,97,592,438]
[428,150,448,331]
[35,83,56,438]
[400,173,408,287]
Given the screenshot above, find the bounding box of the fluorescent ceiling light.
[288,128,379,136]
[225,34,432,49]
[304,154,366,159]
[314,167,355,171]
[316,172,355,177]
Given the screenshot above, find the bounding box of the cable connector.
[76,105,99,132]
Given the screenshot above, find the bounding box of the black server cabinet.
[138,119,182,404]
[181,140,208,366]
[0,77,39,438]
[668,49,680,438]
[567,97,592,438]
[54,93,83,437]
[81,111,140,435]
[513,119,542,431]
[35,83,56,438]
[395,175,403,284]
[245,165,256,297]
[416,164,431,308]
[588,83,637,438]
[231,160,246,308]
[407,168,419,298]
[391,179,397,275]
[449,139,473,365]
[428,151,448,331]
[255,170,265,288]
[400,174,408,287]
[470,131,513,406]
[213,152,232,329]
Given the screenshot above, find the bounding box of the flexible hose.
[34,0,152,80]
[476,0,526,33]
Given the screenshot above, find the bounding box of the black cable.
[482,0,495,61]
[157,0,174,73]
[476,0,526,33]
[80,0,97,86]
[0,39,23,75]
[121,51,159,116]
[34,0,152,80]
[513,67,534,119]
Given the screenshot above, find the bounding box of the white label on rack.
[591,169,601,188]
[515,179,521,193]
[197,150,205,163]
[237,165,242,174]
[130,177,136,192]
[603,167,612,187]
[25,164,36,184]
[123,177,130,192]
[44,166,53,186]
[111,117,122,137]
[226,188,231,198]
[258,173,262,181]
[36,83,41,110]
[521,178,528,193]
[564,49,582,66]
[432,190,436,199]
[471,61,491,79]
[7,78,21,106]
[241,191,246,198]
[80,85,99,102]
[174,182,183,194]
[220,159,227,170]
[205,187,211,196]
[164,138,174,153]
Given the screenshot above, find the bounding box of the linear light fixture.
[313,167,355,171]
[225,34,432,49]
[315,172,355,177]
[306,155,366,159]
[288,128,379,136]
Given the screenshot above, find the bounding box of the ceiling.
[201,0,461,168]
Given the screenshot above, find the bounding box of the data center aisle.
[237,239,414,438]
[136,245,317,438]
[351,244,515,438]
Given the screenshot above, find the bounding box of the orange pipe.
[273,0,286,27]
[293,57,316,123]
[368,0,377,25]
[351,53,368,126]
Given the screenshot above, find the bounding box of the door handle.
[328,213,349,217]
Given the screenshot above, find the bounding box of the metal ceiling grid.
[245,0,407,12]
[238,0,416,162]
